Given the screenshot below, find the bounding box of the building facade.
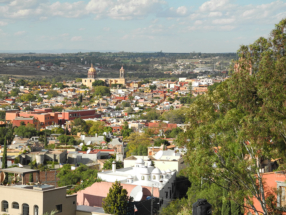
[0,185,76,215]
[82,65,126,88]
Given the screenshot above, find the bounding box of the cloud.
[0,21,7,26]
[209,12,222,17]
[79,28,85,31]
[212,18,235,25]
[14,31,25,35]
[0,0,285,28]
[176,6,187,15]
[103,27,110,31]
[71,36,82,41]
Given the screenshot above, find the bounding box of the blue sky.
[0,0,286,53]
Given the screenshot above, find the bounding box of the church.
[82,64,126,88]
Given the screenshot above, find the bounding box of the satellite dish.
[12,141,16,144]
[79,143,83,146]
[18,164,23,168]
[87,149,91,154]
[130,185,143,202]
[86,141,91,145]
[0,172,5,184]
[154,151,163,160]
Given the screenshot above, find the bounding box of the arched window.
[141,176,145,180]
[23,204,29,215]
[2,201,8,212]
[34,205,39,215]
[12,202,19,209]
[153,175,156,180]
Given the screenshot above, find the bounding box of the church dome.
[88,64,96,74]
[151,168,162,175]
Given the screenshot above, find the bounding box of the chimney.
[112,161,116,172]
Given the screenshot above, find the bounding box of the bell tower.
[119,66,125,78]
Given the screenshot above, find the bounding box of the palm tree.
[43,210,57,215]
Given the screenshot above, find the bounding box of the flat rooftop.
[0,167,39,174]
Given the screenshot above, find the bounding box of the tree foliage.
[93,86,111,97]
[103,158,123,170]
[92,80,105,87]
[102,181,132,215]
[14,125,37,138]
[124,132,150,157]
[179,19,286,215]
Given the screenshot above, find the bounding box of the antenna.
[130,185,143,202]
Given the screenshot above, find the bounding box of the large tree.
[179,19,286,215]
[102,181,132,215]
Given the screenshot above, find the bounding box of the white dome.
[151,168,162,175]
[127,175,133,179]
[138,167,150,175]
[136,158,144,164]
[161,170,166,175]
[166,169,171,173]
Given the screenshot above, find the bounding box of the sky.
[0,0,286,53]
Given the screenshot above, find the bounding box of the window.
[153,175,156,180]
[280,186,286,207]
[141,176,145,180]
[166,192,168,199]
[2,201,8,212]
[23,203,29,215]
[12,202,19,209]
[56,204,62,213]
[34,205,39,215]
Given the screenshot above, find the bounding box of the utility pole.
[151,184,153,215]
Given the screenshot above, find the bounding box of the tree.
[14,125,37,138]
[1,137,7,169]
[121,121,132,138]
[179,19,286,215]
[140,109,160,121]
[92,80,105,87]
[124,132,150,157]
[93,86,111,97]
[121,101,130,108]
[103,158,123,170]
[72,118,87,133]
[87,121,106,135]
[46,90,59,99]
[154,138,170,146]
[161,108,187,124]
[21,93,36,102]
[44,130,48,148]
[58,135,76,145]
[79,94,83,103]
[37,96,43,102]
[10,88,20,96]
[75,78,82,83]
[51,127,65,134]
[149,84,157,90]
[0,111,5,120]
[102,181,132,215]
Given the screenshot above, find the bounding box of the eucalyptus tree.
[179,19,286,215]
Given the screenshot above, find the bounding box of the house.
[77,158,176,208]
[124,153,185,172]
[245,171,286,215]
[0,184,76,215]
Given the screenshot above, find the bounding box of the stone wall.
[23,170,60,187]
